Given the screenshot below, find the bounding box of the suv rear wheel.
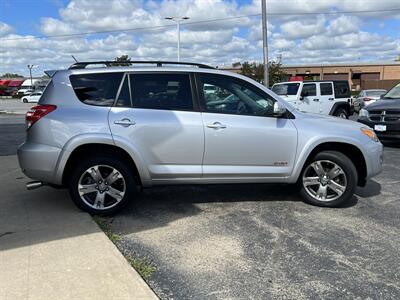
[333,108,348,119]
[68,155,136,215]
[299,151,357,207]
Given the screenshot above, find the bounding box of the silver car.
[353,89,387,112]
[18,61,383,214]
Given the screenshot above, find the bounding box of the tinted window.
[116,75,131,107]
[70,72,123,106]
[199,74,275,117]
[334,82,350,98]
[301,84,316,97]
[272,83,300,95]
[320,83,333,96]
[130,73,193,110]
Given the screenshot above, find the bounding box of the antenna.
[71,55,78,63]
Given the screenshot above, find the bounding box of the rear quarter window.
[333,82,350,98]
[70,72,124,106]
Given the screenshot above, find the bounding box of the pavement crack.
[0,231,15,238]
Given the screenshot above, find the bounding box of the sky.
[0,0,399,76]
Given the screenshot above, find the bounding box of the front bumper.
[17,142,62,184]
[358,117,400,140]
[363,140,384,180]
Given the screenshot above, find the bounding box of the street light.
[261,0,269,87]
[165,16,190,62]
[27,65,35,86]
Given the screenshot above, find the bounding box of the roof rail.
[68,61,215,70]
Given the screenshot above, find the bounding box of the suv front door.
[108,72,204,181]
[197,73,298,180]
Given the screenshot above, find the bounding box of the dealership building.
[224,62,400,91]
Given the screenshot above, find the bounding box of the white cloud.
[0,22,14,37]
[280,17,326,39]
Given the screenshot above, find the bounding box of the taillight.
[26,105,57,130]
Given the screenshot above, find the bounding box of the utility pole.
[27,64,34,86]
[165,17,190,62]
[261,0,269,87]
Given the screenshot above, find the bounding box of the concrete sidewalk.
[0,156,158,300]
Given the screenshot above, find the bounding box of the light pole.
[261,0,269,87]
[27,64,34,86]
[165,17,190,62]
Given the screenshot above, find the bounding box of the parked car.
[353,89,387,112]
[18,61,383,215]
[358,83,400,140]
[272,80,353,118]
[5,80,24,96]
[21,91,42,103]
[0,79,11,96]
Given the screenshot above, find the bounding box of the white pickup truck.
[272,80,353,118]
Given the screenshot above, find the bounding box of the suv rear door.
[318,82,334,114]
[108,72,204,181]
[196,73,297,180]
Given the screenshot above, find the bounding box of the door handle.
[207,122,227,129]
[328,98,334,101]
[313,98,319,102]
[114,118,136,127]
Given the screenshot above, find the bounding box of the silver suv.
[18,61,383,215]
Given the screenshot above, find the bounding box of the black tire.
[299,151,357,207]
[68,154,136,215]
[333,108,348,119]
[22,98,28,103]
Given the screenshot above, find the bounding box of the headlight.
[359,109,369,118]
[361,127,379,142]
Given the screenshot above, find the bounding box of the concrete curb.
[0,155,159,300]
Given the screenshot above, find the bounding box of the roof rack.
[68,61,215,70]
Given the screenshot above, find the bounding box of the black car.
[358,83,400,140]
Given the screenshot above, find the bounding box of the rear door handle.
[207,122,227,129]
[328,98,334,101]
[313,98,319,102]
[114,118,136,127]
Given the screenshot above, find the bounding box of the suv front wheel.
[299,151,357,207]
[68,155,136,215]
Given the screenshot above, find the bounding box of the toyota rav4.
[18,61,383,215]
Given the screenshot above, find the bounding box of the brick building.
[281,62,400,91]
[223,62,400,91]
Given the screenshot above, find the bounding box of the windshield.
[272,83,300,96]
[383,83,400,99]
[365,90,386,97]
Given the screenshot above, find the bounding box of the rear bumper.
[17,142,62,184]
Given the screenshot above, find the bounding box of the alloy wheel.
[302,160,347,202]
[78,165,126,210]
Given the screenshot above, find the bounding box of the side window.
[130,73,193,111]
[116,75,131,107]
[320,83,333,96]
[334,82,350,98]
[301,84,316,97]
[70,72,123,106]
[198,74,275,117]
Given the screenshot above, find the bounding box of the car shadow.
[355,179,381,198]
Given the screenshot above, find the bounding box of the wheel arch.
[329,102,352,116]
[299,142,367,187]
[61,143,142,186]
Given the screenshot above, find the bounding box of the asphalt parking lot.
[1,105,399,299]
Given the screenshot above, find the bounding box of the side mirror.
[273,102,287,117]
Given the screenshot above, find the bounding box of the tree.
[114,54,132,66]
[396,55,400,62]
[1,73,24,78]
[240,61,287,86]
